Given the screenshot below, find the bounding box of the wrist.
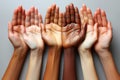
[30,49,43,57]
[96,48,111,58]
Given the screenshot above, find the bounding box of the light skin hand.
[94,8,112,53]
[8,6,28,50]
[23,7,44,80]
[2,6,28,80]
[94,9,119,80]
[78,4,98,80]
[23,7,44,51]
[79,5,98,50]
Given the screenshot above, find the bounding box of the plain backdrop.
[0,0,120,80]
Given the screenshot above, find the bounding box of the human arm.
[78,4,98,80]
[2,6,28,80]
[94,8,120,80]
[42,4,62,80]
[22,7,44,80]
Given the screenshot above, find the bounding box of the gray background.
[0,0,120,80]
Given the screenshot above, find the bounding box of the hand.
[23,7,44,50]
[94,9,112,52]
[8,6,28,50]
[42,4,62,47]
[62,4,86,48]
[79,4,98,50]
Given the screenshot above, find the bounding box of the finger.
[87,8,94,25]
[70,3,75,23]
[101,10,108,27]
[8,22,13,37]
[75,7,80,25]
[25,11,31,27]
[65,5,71,24]
[107,21,112,36]
[17,6,22,25]
[80,8,84,25]
[94,11,97,23]
[50,4,56,23]
[93,23,98,37]
[21,9,25,25]
[30,7,35,25]
[96,8,102,26]
[35,8,39,25]
[45,7,51,24]
[39,14,43,23]
[79,23,87,40]
[62,13,66,27]
[58,13,63,27]
[82,4,88,24]
[12,8,18,26]
[54,6,59,24]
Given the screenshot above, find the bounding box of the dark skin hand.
[62,3,86,80]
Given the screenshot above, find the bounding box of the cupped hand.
[79,4,98,50]
[62,4,86,48]
[94,9,112,52]
[42,4,62,47]
[23,7,44,50]
[8,6,28,50]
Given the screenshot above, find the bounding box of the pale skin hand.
[23,7,44,50]
[23,7,44,80]
[78,4,98,80]
[2,6,28,80]
[79,5,98,50]
[94,8,120,80]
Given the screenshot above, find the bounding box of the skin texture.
[78,4,98,80]
[62,4,86,80]
[43,4,62,80]
[23,7,44,80]
[94,8,120,80]
[2,6,28,80]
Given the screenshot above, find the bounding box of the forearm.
[26,49,43,80]
[43,46,61,80]
[79,49,98,80]
[63,47,77,80]
[2,48,27,80]
[97,49,119,80]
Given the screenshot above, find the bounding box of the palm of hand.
[10,25,27,48]
[81,25,97,49]
[62,23,82,48]
[23,25,44,50]
[95,27,112,50]
[43,23,62,46]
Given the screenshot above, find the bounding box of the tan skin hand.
[23,7,44,50]
[8,6,28,50]
[79,5,98,50]
[94,9,112,52]
[62,4,86,48]
[42,5,62,47]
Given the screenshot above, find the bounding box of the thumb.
[79,23,87,40]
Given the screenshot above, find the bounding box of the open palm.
[62,4,86,48]
[23,7,44,50]
[42,5,62,47]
